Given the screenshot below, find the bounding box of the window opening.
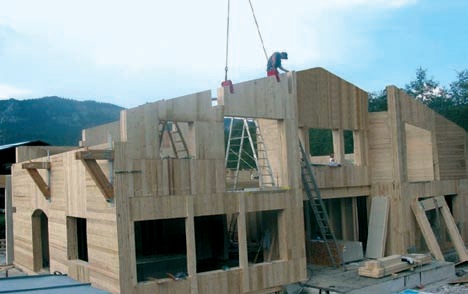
[246,210,280,264]
[195,214,239,273]
[134,218,187,282]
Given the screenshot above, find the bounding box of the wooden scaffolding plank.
[365,196,389,259]
[358,254,432,278]
[411,200,444,261]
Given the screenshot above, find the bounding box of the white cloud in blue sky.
[0,0,466,108]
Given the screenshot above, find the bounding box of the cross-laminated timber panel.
[112,72,305,293]
[435,113,467,180]
[120,90,224,161]
[12,149,120,293]
[296,67,368,130]
[81,120,121,147]
[367,86,468,257]
[218,73,294,119]
[385,85,466,183]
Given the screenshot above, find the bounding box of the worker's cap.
[280,52,288,59]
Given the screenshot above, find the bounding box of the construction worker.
[266,52,289,82]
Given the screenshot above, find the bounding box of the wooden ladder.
[159,121,190,159]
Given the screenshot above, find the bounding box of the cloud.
[0,84,32,99]
[0,0,421,107]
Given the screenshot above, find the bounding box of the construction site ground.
[285,260,468,294]
[3,250,468,293]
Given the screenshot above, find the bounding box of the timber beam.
[76,150,114,160]
[75,150,114,201]
[412,196,468,263]
[22,162,51,199]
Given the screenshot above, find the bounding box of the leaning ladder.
[253,120,275,187]
[225,117,275,189]
[299,140,343,268]
[159,121,190,158]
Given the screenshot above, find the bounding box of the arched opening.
[32,209,50,272]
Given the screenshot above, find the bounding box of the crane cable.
[224,0,231,81]
[224,0,269,82]
[247,0,269,61]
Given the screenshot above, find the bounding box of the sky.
[0,0,467,108]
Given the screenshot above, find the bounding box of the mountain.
[0,96,124,146]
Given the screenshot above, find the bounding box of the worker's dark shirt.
[267,52,282,72]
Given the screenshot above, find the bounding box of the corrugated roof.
[0,141,49,151]
[0,274,109,293]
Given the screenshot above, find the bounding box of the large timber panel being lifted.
[219,74,293,119]
[296,67,368,130]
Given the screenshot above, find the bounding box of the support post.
[5,176,14,264]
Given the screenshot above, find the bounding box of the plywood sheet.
[366,196,389,259]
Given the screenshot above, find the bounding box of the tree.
[368,89,387,112]
[405,67,452,114]
[450,69,468,106]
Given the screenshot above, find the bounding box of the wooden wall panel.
[435,113,467,180]
[194,121,225,160]
[219,75,291,119]
[247,261,292,292]
[197,270,242,293]
[12,149,120,294]
[244,191,289,212]
[193,193,238,216]
[392,88,434,130]
[368,112,393,182]
[16,146,78,162]
[405,123,434,182]
[81,121,121,147]
[296,68,368,130]
[312,166,369,188]
[157,90,215,122]
[130,195,188,221]
[120,103,159,159]
[134,279,191,294]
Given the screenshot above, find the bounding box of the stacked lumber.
[358,254,432,278]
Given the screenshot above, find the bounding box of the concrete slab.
[292,261,454,293]
[420,262,455,286]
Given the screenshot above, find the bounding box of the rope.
[224,0,231,81]
[247,0,269,61]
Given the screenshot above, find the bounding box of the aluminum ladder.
[225,117,275,189]
[299,140,343,268]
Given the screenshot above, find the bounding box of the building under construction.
[4,67,468,293]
